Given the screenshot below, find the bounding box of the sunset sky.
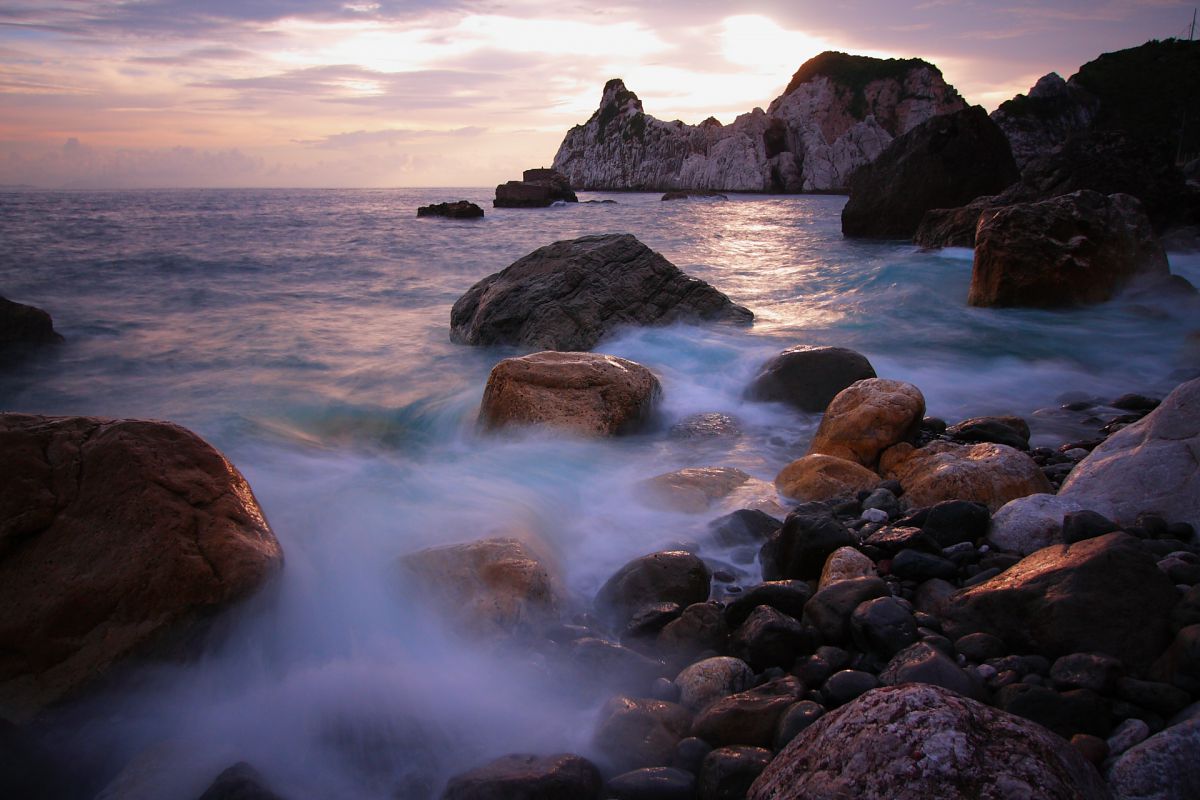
[0,1,1193,188]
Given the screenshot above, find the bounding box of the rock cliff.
[552,52,965,193]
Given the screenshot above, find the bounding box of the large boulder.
[913,195,998,249]
[968,190,1170,308]
[494,168,578,208]
[747,684,1112,800]
[807,379,925,469]
[478,352,660,437]
[941,533,1178,670]
[398,537,563,639]
[881,441,1051,512]
[746,346,876,413]
[0,414,283,721]
[774,455,879,503]
[1058,377,1200,530]
[1106,719,1200,800]
[440,753,602,800]
[759,505,853,582]
[450,233,752,350]
[841,105,1019,239]
[0,296,63,349]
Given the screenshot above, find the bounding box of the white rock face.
[988,493,1087,555]
[553,54,965,193]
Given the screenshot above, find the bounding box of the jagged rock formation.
[990,73,1098,170]
[552,52,965,193]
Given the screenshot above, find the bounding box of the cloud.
[297,125,486,148]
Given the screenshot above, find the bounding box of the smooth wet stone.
[596,551,712,629]
[822,670,878,707]
[594,696,692,773]
[747,345,876,413]
[657,603,729,667]
[774,454,879,502]
[706,510,781,547]
[723,582,812,629]
[730,606,809,672]
[883,441,1052,512]
[440,753,602,800]
[697,746,772,800]
[759,506,853,581]
[674,657,756,713]
[773,701,825,751]
[945,415,1031,450]
[1050,653,1123,693]
[803,577,890,645]
[912,500,991,548]
[808,379,925,468]
[478,351,661,437]
[691,677,805,748]
[818,546,876,589]
[879,642,982,700]
[0,414,283,721]
[994,684,1111,739]
[889,549,958,582]
[747,685,1112,800]
[606,767,696,800]
[850,596,919,657]
[989,494,1088,555]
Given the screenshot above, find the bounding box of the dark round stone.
[746,346,876,413]
[822,670,878,708]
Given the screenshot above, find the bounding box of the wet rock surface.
[450,233,752,350]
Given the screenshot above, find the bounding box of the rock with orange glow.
[0,413,283,722]
[478,351,661,437]
[552,52,965,193]
[807,379,925,469]
[882,440,1051,512]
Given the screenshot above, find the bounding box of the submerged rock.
[841,105,1019,239]
[398,536,563,639]
[594,696,692,773]
[553,54,965,193]
[416,200,484,219]
[0,295,63,352]
[747,684,1112,800]
[639,467,775,515]
[0,414,283,722]
[1058,377,1199,530]
[494,168,577,208]
[478,351,661,437]
[746,345,876,413]
[968,190,1170,308]
[662,191,728,201]
[450,233,752,350]
[595,551,712,629]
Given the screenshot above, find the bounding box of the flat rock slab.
[450,233,752,351]
[0,414,282,721]
[747,684,1112,800]
[478,351,661,437]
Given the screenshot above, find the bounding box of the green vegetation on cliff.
[782,51,941,116]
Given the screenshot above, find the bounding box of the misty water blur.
[1,188,1197,798]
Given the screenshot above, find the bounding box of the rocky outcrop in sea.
[552,52,966,193]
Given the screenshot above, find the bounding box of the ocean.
[2,188,1197,798]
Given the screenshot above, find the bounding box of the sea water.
[1,188,1197,798]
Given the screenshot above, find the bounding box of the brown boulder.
[882,441,1051,512]
[941,533,1178,670]
[398,536,563,639]
[594,695,692,773]
[440,753,602,800]
[691,677,806,748]
[595,550,711,629]
[0,414,282,721]
[478,351,660,437]
[913,195,999,248]
[774,454,880,502]
[747,684,1112,800]
[808,379,925,469]
[968,190,1170,307]
[417,200,484,219]
[494,168,578,208]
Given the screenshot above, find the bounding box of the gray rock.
[450,233,751,350]
[747,684,1113,800]
[553,56,965,194]
[803,577,889,645]
[1107,719,1200,800]
[1105,719,1150,760]
[746,346,876,413]
[596,551,712,629]
[989,494,1088,555]
[1059,377,1200,531]
[674,657,755,713]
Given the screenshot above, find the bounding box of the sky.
[0,1,1194,188]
